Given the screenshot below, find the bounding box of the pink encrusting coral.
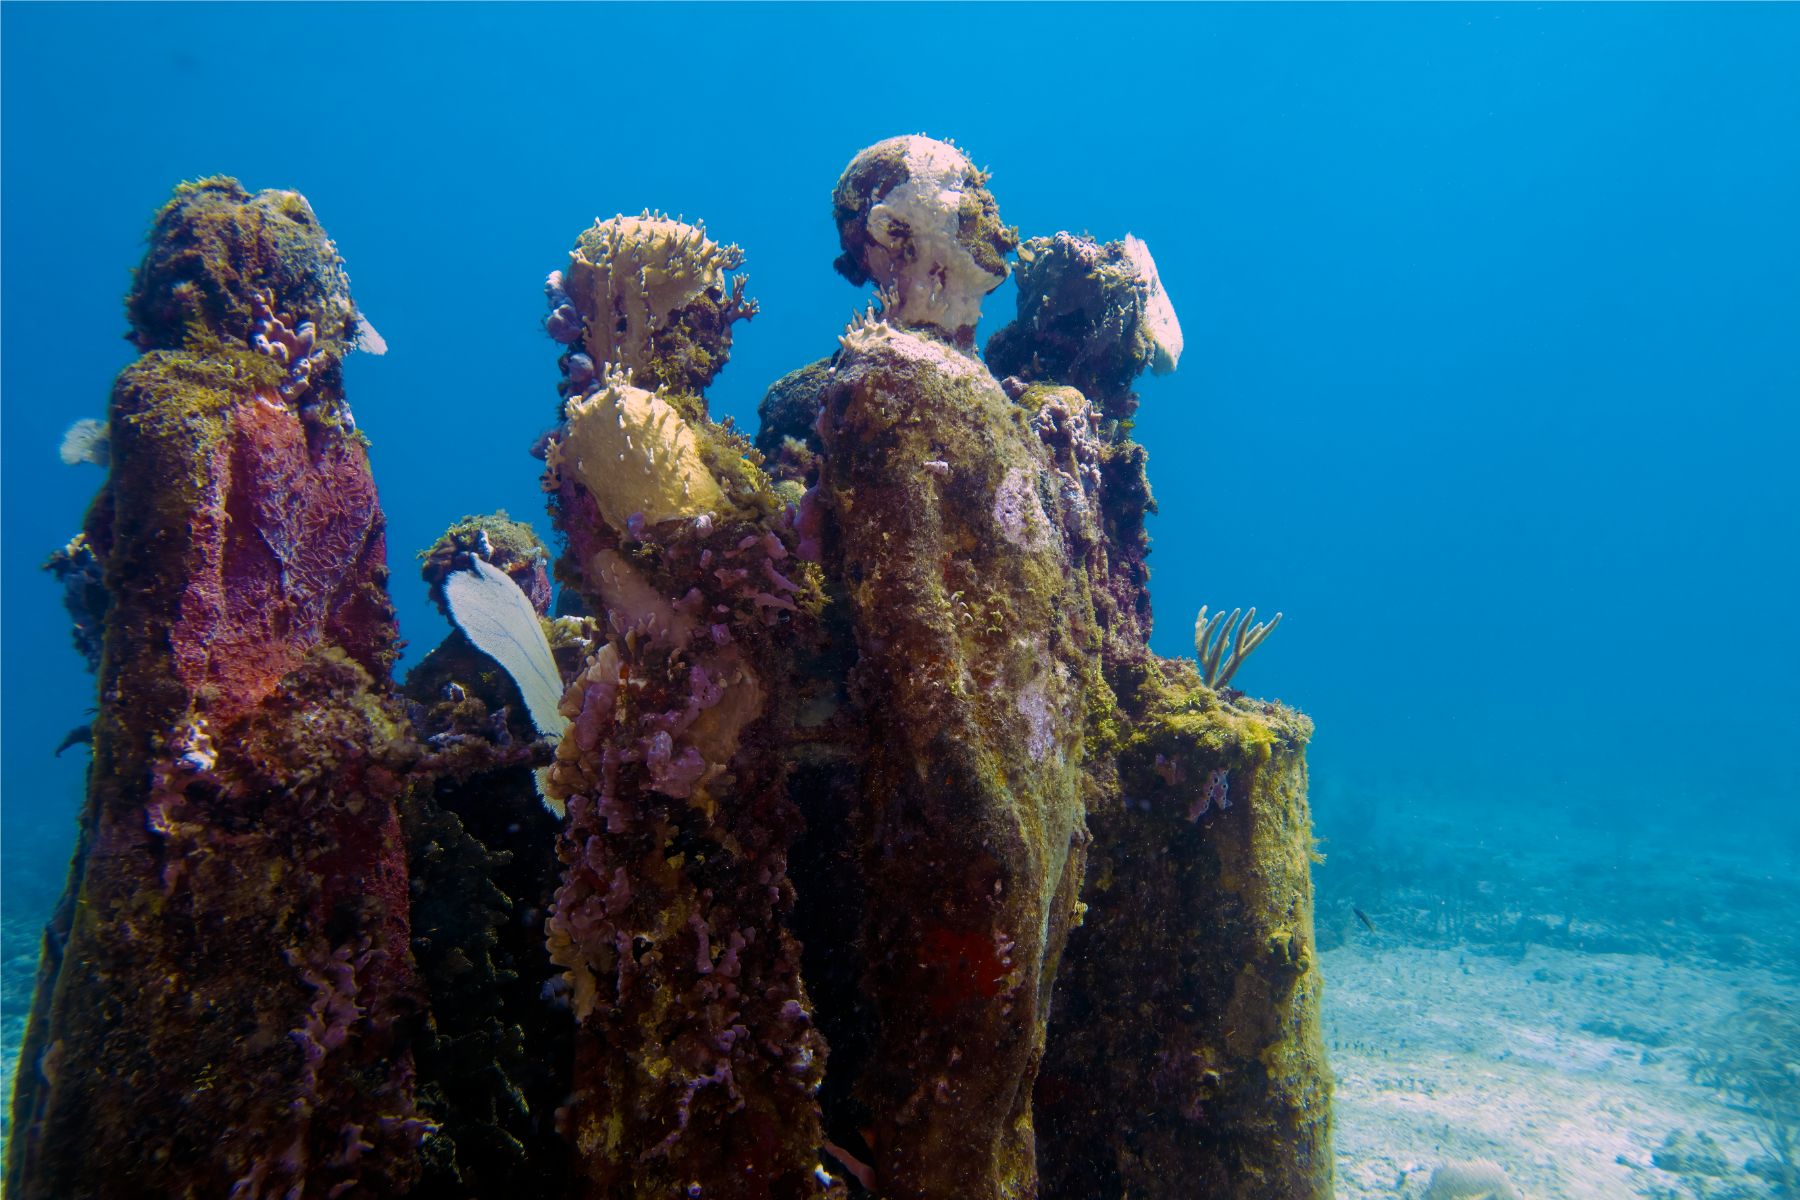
[167,390,392,716]
[543,579,829,1196]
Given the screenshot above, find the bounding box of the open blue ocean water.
[4,5,1797,1195]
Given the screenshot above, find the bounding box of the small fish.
[1353,907,1378,935]
[821,1137,875,1192]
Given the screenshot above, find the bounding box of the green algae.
[128,176,355,355]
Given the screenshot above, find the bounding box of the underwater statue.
[536,210,835,1198]
[802,136,1109,1200]
[7,179,429,1197]
[8,139,1331,1200]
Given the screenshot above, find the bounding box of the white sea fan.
[354,313,388,355]
[444,558,572,815]
[59,418,110,467]
[445,558,569,738]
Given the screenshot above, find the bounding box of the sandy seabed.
[1325,941,1781,1200]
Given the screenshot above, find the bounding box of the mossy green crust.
[1011,381,1158,710]
[128,176,356,355]
[754,357,834,481]
[815,323,1110,1200]
[987,233,1161,426]
[399,759,572,1197]
[1037,663,1334,1200]
[418,510,552,618]
[639,286,753,397]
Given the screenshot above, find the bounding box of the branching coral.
[250,289,324,402]
[1194,604,1283,689]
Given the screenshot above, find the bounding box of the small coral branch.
[250,289,323,402]
[1194,605,1282,689]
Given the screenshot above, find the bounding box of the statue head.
[832,135,1019,342]
[552,211,753,398]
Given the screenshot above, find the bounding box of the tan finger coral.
[548,364,726,531]
[564,209,745,378]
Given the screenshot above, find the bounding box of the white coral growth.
[847,135,1006,333]
[445,557,573,815]
[59,418,110,467]
[445,558,570,741]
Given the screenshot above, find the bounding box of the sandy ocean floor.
[1314,790,1799,1200]
[1325,941,1781,1199]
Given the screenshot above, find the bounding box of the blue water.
[5,4,1798,1192]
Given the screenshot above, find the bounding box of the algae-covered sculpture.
[401,511,573,1197]
[7,179,427,1198]
[539,213,837,1199]
[10,140,1330,1200]
[992,237,1331,1196]
[808,134,1109,1200]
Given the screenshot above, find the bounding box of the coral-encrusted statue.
[402,511,574,1197]
[806,135,1114,1200]
[6,179,428,1198]
[987,236,1333,1200]
[538,214,838,1199]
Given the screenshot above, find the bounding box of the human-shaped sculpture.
[812,136,1113,1200]
[537,213,837,1199]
